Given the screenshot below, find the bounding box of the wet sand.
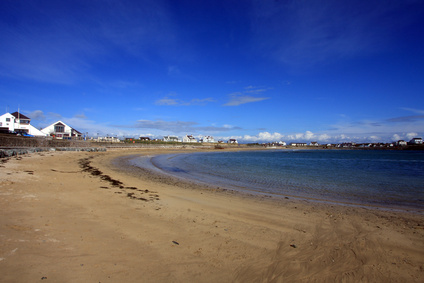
[1,148,423,282]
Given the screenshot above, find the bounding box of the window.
[55,125,65,133]
[6,118,10,122]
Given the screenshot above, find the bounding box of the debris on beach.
[78,157,160,203]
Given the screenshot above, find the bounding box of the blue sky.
[1,0,424,143]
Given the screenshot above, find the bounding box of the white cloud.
[391,133,422,142]
[392,134,401,141]
[26,110,46,121]
[406,132,418,140]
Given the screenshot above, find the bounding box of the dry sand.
[0,148,423,282]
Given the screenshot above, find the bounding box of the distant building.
[309,141,319,146]
[409,138,423,145]
[396,140,407,146]
[0,111,46,136]
[163,135,180,142]
[41,121,82,139]
[290,143,307,147]
[200,136,215,143]
[94,136,121,143]
[183,135,197,143]
[337,143,354,148]
[139,137,151,141]
[227,139,238,144]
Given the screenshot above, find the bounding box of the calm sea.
[131,149,424,210]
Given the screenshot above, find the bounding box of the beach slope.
[1,149,423,282]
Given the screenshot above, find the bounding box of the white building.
[200,136,215,143]
[183,135,197,143]
[227,139,238,144]
[309,141,319,146]
[41,121,82,139]
[163,135,180,142]
[290,142,307,147]
[0,112,46,136]
[93,136,121,143]
[396,140,407,146]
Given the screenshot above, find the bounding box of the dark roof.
[11,112,30,120]
[53,121,81,134]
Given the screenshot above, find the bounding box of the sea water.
[131,149,424,210]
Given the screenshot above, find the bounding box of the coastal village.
[1,111,423,149]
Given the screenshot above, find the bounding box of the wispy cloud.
[131,119,241,134]
[400,107,424,115]
[249,1,420,68]
[0,1,177,84]
[385,107,424,123]
[224,94,269,106]
[155,96,215,106]
[386,115,424,123]
[224,86,271,106]
[25,110,46,121]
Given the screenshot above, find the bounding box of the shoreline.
[1,148,423,282]
[118,150,424,215]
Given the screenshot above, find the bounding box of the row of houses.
[0,111,83,139]
[265,139,423,148]
[139,135,238,144]
[336,139,423,148]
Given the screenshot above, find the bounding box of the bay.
[132,149,424,210]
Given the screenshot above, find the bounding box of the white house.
[278,141,287,146]
[183,135,197,143]
[309,141,319,146]
[163,135,180,142]
[290,142,307,147]
[409,138,423,145]
[41,121,82,139]
[396,140,407,146]
[93,136,121,143]
[0,111,46,136]
[227,139,238,144]
[200,136,215,143]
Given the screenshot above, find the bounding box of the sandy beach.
[1,148,423,282]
